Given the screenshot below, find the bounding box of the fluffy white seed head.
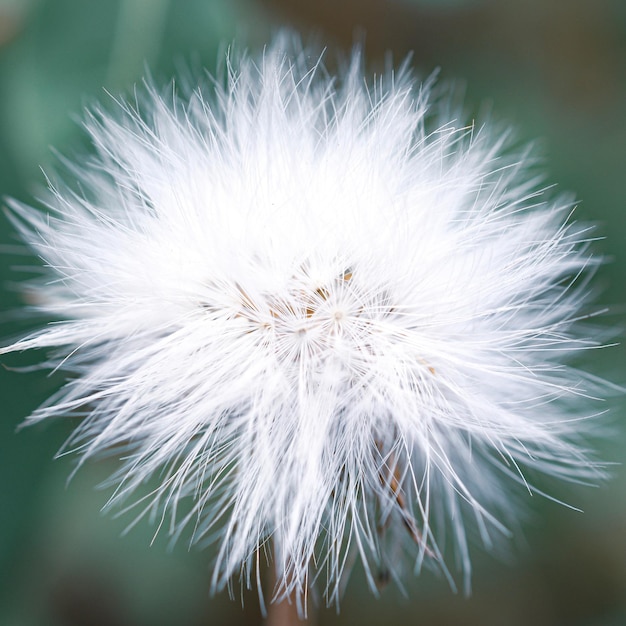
[2,35,608,607]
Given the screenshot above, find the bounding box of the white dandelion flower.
[2,35,608,608]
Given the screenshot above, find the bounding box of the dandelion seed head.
[2,34,610,607]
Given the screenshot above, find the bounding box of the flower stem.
[265,593,309,626]
[264,543,313,626]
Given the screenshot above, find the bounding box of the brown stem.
[265,592,308,626]
[264,544,314,626]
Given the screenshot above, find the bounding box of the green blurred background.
[0,1,625,624]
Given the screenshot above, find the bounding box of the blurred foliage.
[0,1,625,625]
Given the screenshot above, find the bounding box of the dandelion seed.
[2,34,609,610]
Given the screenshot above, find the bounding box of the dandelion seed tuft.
[2,34,610,608]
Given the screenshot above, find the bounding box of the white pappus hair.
[2,34,609,609]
